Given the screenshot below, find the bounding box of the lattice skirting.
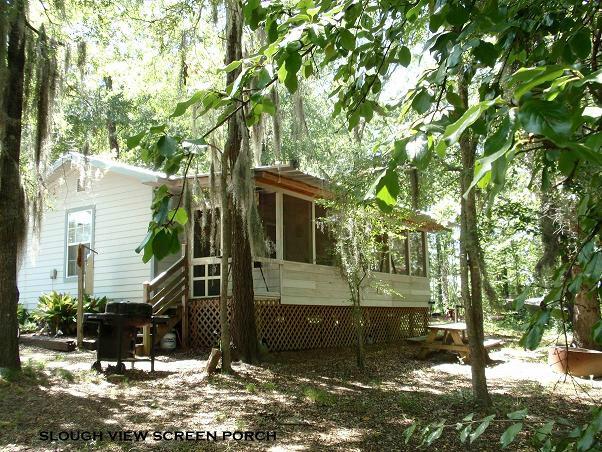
[188,298,428,352]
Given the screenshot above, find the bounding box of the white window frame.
[64,206,95,280]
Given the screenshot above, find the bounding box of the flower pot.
[548,346,602,377]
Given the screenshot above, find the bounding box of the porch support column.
[276,192,283,260]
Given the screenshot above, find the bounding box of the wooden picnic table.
[418,322,502,363]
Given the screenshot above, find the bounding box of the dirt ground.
[1,338,600,451]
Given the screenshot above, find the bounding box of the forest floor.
[1,325,601,451]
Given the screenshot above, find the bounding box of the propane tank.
[160,331,177,350]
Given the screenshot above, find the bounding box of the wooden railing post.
[142,281,151,355]
[181,243,189,349]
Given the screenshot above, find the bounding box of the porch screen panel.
[257,191,276,258]
[390,232,409,275]
[409,231,426,277]
[315,204,335,266]
[283,194,312,263]
[193,209,220,258]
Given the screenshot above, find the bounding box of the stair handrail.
[142,243,189,354]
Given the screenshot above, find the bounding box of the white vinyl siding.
[17,166,154,309]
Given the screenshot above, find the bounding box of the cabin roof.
[47,153,446,231]
[47,151,166,184]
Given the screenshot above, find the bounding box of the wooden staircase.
[139,243,189,355]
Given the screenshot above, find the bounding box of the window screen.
[65,208,93,277]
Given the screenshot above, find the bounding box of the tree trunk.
[231,209,259,362]
[0,0,26,370]
[219,167,232,372]
[572,277,602,350]
[225,0,258,364]
[459,69,491,408]
[103,76,119,158]
[352,285,365,369]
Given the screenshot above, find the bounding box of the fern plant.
[33,292,77,335]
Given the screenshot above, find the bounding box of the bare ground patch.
[1,342,600,451]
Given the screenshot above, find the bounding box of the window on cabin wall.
[65,208,93,277]
[315,204,336,266]
[192,209,221,297]
[283,194,312,263]
[390,232,409,275]
[257,190,276,258]
[409,231,427,277]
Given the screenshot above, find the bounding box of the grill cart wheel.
[92,361,102,372]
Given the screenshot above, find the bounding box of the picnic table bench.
[417,322,503,363]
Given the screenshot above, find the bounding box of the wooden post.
[181,242,189,349]
[142,281,151,355]
[76,244,84,349]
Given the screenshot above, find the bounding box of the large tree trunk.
[0,0,26,370]
[352,285,365,369]
[459,70,491,408]
[225,0,258,364]
[231,209,259,362]
[572,273,602,350]
[103,76,120,158]
[219,167,232,372]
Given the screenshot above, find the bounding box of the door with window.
[65,207,94,279]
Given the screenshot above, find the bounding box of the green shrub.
[33,292,77,335]
[17,304,29,325]
[32,292,111,335]
[83,294,108,313]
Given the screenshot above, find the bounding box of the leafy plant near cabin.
[32,292,111,335]
[17,304,29,326]
[33,292,77,335]
[404,407,602,451]
[83,294,108,314]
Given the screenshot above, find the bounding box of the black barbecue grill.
[84,301,168,374]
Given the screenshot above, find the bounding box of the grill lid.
[105,301,152,319]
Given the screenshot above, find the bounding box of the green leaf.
[127,131,146,149]
[439,98,501,149]
[459,425,471,443]
[406,132,431,170]
[467,111,517,194]
[171,90,205,118]
[339,29,356,51]
[412,90,433,114]
[152,228,173,261]
[157,135,178,158]
[425,422,444,446]
[517,99,573,140]
[507,409,528,420]
[403,423,417,444]
[570,29,592,60]
[472,40,499,67]
[398,46,411,67]
[222,60,242,73]
[470,415,495,443]
[372,168,399,211]
[514,65,565,101]
[135,230,154,255]
[500,423,523,448]
[169,208,188,226]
